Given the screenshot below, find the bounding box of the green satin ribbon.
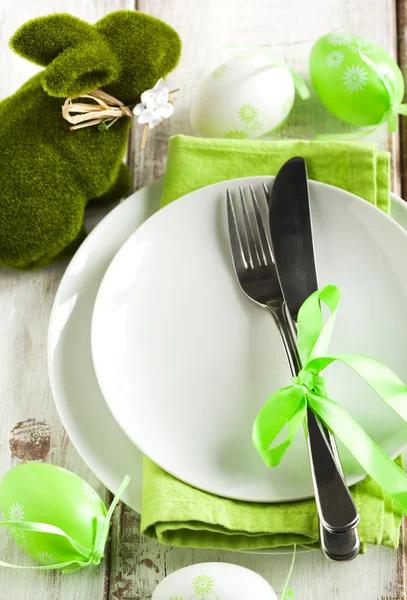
[253,285,407,515]
[360,53,406,134]
[280,545,296,599]
[0,476,130,573]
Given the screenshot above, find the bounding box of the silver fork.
[226,185,360,561]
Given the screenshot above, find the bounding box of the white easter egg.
[152,562,277,600]
[190,53,295,139]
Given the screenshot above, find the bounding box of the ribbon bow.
[361,53,407,134]
[253,285,407,515]
[0,476,130,573]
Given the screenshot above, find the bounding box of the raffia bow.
[62,86,179,148]
[62,89,133,131]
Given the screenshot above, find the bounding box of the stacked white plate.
[48,177,407,519]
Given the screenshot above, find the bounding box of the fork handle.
[267,303,360,537]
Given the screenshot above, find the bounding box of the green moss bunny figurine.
[0,11,181,269]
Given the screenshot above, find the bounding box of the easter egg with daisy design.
[190,52,309,139]
[0,462,106,569]
[310,33,405,129]
[152,562,277,600]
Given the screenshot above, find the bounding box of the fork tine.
[250,185,273,266]
[239,187,261,268]
[227,189,248,272]
[262,182,271,208]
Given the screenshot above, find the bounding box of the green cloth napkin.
[160,135,390,213]
[141,135,400,552]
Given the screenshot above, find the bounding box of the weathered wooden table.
[1,1,407,598]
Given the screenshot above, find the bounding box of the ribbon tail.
[0,521,91,558]
[387,111,399,133]
[297,285,341,363]
[306,353,407,423]
[253,387,307,467]
[0,558,90,571]
[93,476,131,560]
[290,71,310,101]
[393,103,407,116]
[386,104,407,133]
[308,392,407,515]
[280,545,296,600]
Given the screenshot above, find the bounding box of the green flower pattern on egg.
[193,575,214,595]
[237,103,259,124]
[191,574,220,599]
[223,129,249,139]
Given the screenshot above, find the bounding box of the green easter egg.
[0,463,106,567]
[309,33,405,126]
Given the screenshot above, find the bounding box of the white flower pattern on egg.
[348,38,378,55]
[8,502,25,522]
[342,65,368,93]
[37,551,57,565]
[326,51,344,67]
[328,33,353,46]
[81,481,100,503]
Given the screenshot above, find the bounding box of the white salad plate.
[91,177,407,503]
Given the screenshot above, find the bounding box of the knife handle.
[268,304,360,537]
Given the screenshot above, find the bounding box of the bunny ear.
[10,14,97,66]
[42,38,119,98]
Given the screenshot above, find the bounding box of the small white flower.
[37,551,57,565]
[326,50,344,68]
[342,65,368,93]
[81,481,100,503]
[133,78,174,129]
[8,502,25,522]
[328,33,353,47]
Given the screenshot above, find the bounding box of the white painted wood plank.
[114,1,404,599]
[0,1,133,599]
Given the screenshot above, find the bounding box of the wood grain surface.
[0,0,406,598]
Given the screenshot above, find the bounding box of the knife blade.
[268,156,360,536]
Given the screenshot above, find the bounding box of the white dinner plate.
[49,183,407,513]
[91,178,407,503]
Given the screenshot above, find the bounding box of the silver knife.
[267,157,360,556]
